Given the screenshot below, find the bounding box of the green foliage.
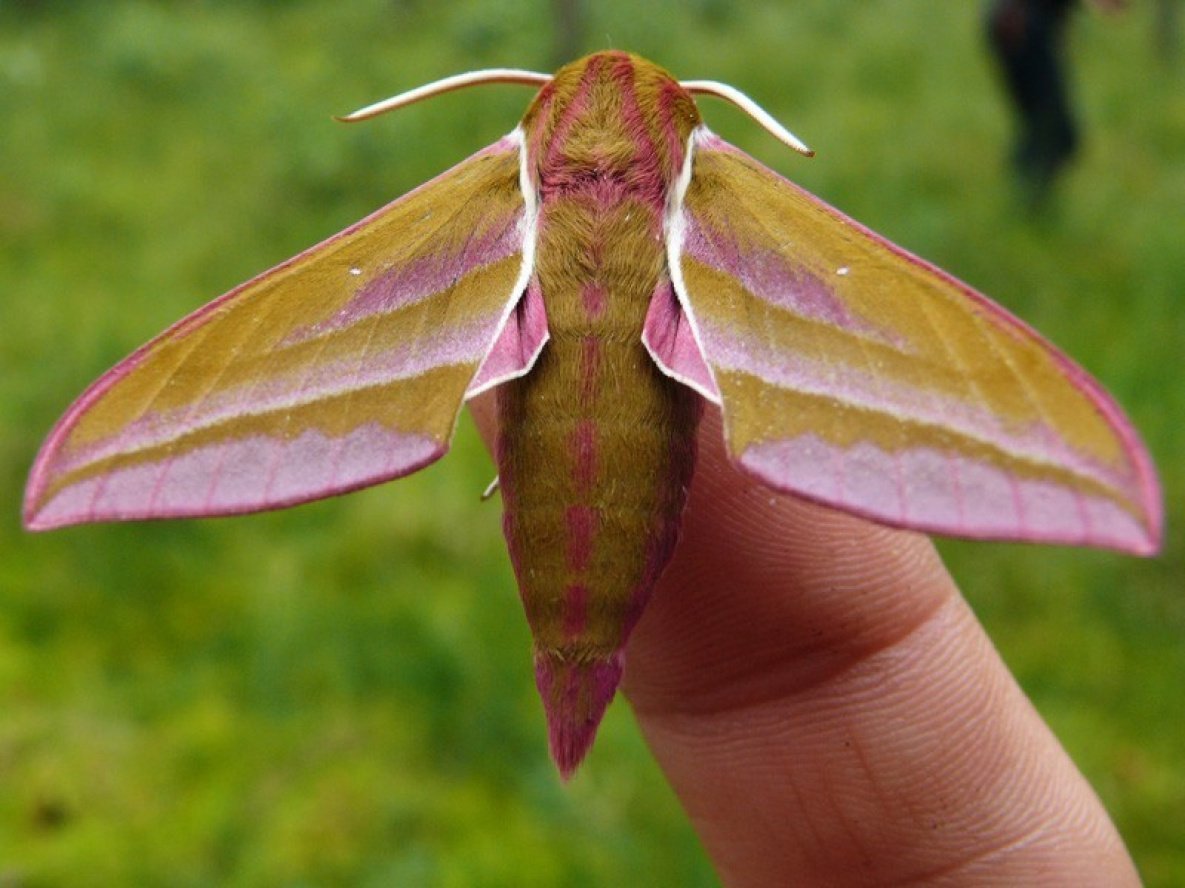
[1,0,1182,883]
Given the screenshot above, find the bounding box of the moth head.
[335,51,812,158]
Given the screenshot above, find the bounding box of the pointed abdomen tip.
[534,650,624,779]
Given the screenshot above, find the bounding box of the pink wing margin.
[25,132,546,530]
[656,129,1161,555]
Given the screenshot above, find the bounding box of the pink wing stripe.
[30,424,442,529]
[126,134,525,352]
[49,312,509,480]
[468,276,550,396]
[741,435,1153,554]
[683,209,901,348]
[697,323,1132,498]
[283,212,523,347]
[641,280,719,400]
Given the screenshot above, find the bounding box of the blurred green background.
[1,0,1181,884]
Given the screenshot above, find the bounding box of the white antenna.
[337,69,551,123]
[680,80,814,157]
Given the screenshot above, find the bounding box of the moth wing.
[667,131,1160,554]
[26,133,543,529]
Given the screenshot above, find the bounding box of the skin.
[472,394,1140,886]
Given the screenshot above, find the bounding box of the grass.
[1,0,1182,883]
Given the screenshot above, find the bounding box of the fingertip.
[624,405,955,711]
[620,408,1138,887]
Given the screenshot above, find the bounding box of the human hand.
[469,396,1139,886]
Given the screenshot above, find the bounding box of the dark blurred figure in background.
[986,0,1080,200]
[985,0,1128,203]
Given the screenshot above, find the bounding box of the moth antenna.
[681,80,815,157]
[337,69,552,123]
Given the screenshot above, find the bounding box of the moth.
[24,51,1162,777]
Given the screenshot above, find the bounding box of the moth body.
[497,55,703,774]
